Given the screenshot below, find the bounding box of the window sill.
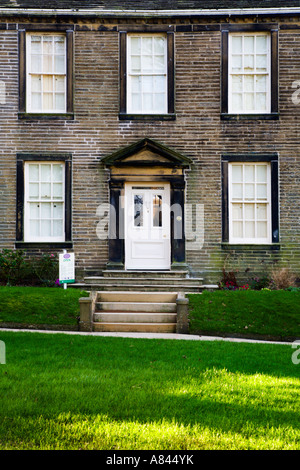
[119,113,176,121]
[221,113,279,121]
[221,243,280,251]
[18,113,74,121]
[15,241,73,249]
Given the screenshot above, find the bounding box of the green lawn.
[189,290,300,340]
[0,286,88,326]
[0,331,299,450]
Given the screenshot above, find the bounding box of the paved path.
[0,328,294,345]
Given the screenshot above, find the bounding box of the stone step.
[94,312,177,323]
[97,291,177,303]
[101,270,189,278]
[93,322,177,333]
[74,283,205,292]
[84,276,203,286]
[96,301,177,313]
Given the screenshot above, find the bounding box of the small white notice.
[59,252,75,286]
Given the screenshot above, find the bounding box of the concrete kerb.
[0,328,293,345]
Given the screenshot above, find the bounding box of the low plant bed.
[0,286,89,328]
[188,290,300,341]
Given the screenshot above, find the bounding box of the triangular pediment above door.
[101,138,191,168]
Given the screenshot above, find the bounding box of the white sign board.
[59,252,75,284]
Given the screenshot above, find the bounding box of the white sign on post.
[59,252,75,288]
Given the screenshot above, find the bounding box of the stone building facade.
[0,1,300,284]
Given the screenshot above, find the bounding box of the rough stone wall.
[0,16,299,284]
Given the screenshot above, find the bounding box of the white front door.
[125,183,171,270]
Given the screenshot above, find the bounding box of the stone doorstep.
[74,283,204,293]
[101,270,190,278]
[84,276,203,285]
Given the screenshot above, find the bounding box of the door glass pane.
[153,195,162,227]
[134,195,143,227]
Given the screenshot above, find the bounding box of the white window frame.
[127,33,168,115]
[24,162,65,242]
[228,162,272,244]
[228,32,271,114]
[26,33,67,113]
